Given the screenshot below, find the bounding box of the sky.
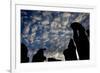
[21,10,89,60]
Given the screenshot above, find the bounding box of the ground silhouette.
[48,58,61,61]
[63,39,77,60]
[21,43,29,63]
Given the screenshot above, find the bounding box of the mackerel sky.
[21,10,89,54]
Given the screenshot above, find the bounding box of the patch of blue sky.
[44,41,52,49]
[28,39,42,49]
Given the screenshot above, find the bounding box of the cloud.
[54,17,61,22]
[32,16,42,21]
[74,13,88,22]
[31,26,37,33]
[50,21,62,34]
[42,11,52,16]
[42,32,49,39]
[27,32,36,44]
[22,34,28,38]
[23,24,30,34]
[62,12,71,18]
[41,20,50,26]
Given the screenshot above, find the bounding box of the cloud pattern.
[21,10,89,61]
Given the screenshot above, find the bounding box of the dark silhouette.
[32,48,46,62]
[48,58,61,61]
[71,22,89,60]
[86,29,89,37]
[21,43,29,63]
[63,39,77,60]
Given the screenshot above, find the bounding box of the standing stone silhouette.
[21,43,29,63]
[32,48,46,62]
[63,39,77,60]
[70,22,89,60]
